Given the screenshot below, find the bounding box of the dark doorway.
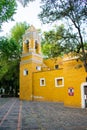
[84,86,87,108]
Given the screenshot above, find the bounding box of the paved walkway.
[0,98,87,130]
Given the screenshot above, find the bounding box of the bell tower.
[22,25,41,54]
[20,25,43,100]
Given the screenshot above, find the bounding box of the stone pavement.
[0,98,87,130]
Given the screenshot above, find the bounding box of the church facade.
[20,25,87,108]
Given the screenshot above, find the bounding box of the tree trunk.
[77,27,87,72]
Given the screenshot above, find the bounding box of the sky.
[0,0,62,36]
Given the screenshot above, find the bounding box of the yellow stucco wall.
[63,59,87,108]
[44,57,87,108]
[21,54,43,62]
[43,57,63,69]
[32,69,64,102]
[20,55,87,107]
[20,58,43,100]
[20,63,33,100]
[20,53,87,108]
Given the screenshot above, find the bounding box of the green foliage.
[0,59,9,80]
[42,43,64,58]
[10,22,29,44]
[17,0,35,7]
[0,61,19,96]
[39,0,87,25]
[39,0,87,46]
[0,37,21,96]
[41,24,77,58]
[0,22,29,95]
[0,0,17,29]
[0,37,21,60]
[84,42,87,51]
[39,0,87,71]
[42,43,51,58]
[0,0,34,29]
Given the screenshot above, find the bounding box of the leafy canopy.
[0,0,34,29]
[39,0,87,71]
[0,36,21,96]
[39,0,87,25]
[0,37,21,60]
[10,22,29,44]
[42,25,67,58]
[0,21,30,95]
[0,0,17,29]
[17,0,35,7]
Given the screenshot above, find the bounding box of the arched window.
[25,39,29,49]
[35,40,38,49]
[40,78,46,86]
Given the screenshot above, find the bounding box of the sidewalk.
[0,98,87,130]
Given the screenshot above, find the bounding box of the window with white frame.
[36,66,41,71]
[23,69,28,76]
[55,77,64,87]
[40,78,46,86]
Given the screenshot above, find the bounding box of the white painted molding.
[40,78,46,86]
[63,56,79,62]
[21,52,43,58]
[55,77,64,87]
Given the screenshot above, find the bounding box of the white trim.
[55,77,64,87]
[21,52,43,58]
[40,78,46,86]
[23,69,28,76]
[36,66,41,71]
[63,56,79,62]
[20,58,43,64]
[81,82,87,108]
[33,96,43,99]
[29,48,36,52]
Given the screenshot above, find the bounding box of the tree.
[0,21,30,96]
[17,0,35,7]
[10,22,29,57]
[0,37,21,61]
[0,59,9,80]
[0,0,34,30]
[41,25,65,58]
[0,61,19,96]
[39,0,87,72]
[0,0,17,29]
[0,37,21,96]
[10,22,29,44]
[42,24,80,58]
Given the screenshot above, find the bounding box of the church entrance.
[84,85,87,108]
[81,82,87,108]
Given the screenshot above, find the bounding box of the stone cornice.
[63,56,78,62]
[21,52,43,58]
[20,58,43,65]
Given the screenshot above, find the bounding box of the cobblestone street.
[0,98,87,130]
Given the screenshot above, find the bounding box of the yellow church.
[20,25,87,108]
